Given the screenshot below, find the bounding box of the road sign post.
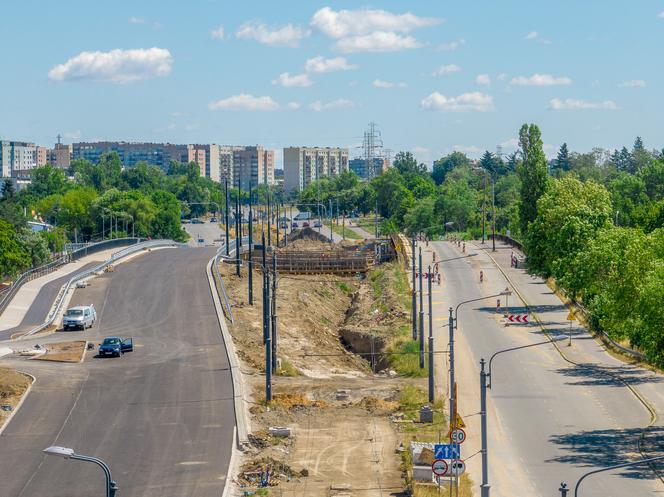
[434,444,460,460]
[432,459,448,477]
[567,310,575,347]
[428,265,434,403]
[480,358,490,497]
[506,313,529,324]
[449,428,466,444]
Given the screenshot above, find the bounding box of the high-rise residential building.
[50,143,72,169]
[72,142,189,172]
[349,157,390,181]
[219,146,235,185]
[36,146,48,167]
[231,145,275,189]
[0,141,37,177]
[283,146,349,192]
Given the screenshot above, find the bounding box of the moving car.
[292,221,299,229]
[63,305,96,330]
[98,337,134,357]
[191,218,204,224]
[313,220,322,228]
[210,217,217,223]
[303,221,310,228]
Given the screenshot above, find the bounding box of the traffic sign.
[449,428,466,444]
[449,459,466,476]
[434,444,460,460]
[432,459,448,477]
[506,313,529,324]
[452,412,466,428]
[566,311,576,321]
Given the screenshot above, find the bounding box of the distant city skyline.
[1,1,663,167]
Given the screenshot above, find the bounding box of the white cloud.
[210,26,225,40]
[286,102,301,110]
[497,73,507,81]
[272,72,313,88]
[549,98,618,110]
[129,16,145,24]
[311,7,440,53]
[475,74,491,86]
[524,31,551,44]
[510,74,572,86]
[421,92,494,112]
[373,79,407,88]
[305,55,357,73]
[659,11,664,18]
[309,99,355,112]
[437,38,465,51]
[335,32,421,52]
[619,79,646,88]
[311,6,441,38]
[433,64,461,76]
[209,94,280,111]
[236,22,310,47]
[64,130,82,140]
[48,48,173,83]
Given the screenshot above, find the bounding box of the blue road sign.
[434,444,460,460]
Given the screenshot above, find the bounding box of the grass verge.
[330,222,361,240]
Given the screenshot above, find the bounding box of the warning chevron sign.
[506,313,529,324]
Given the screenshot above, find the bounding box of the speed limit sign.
[449,428,466,444]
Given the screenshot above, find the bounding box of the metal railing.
[20,239,181,338]
[0,238,143,318]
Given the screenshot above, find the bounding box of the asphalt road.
[0,247,235,497]
[0,262,100,341]
[429,241,660,497]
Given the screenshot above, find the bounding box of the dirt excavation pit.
[0,368,32,428]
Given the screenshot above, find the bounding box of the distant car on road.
[303,221,310,228]
[210,217,217,223]
[191,219,204,224]
[313,220,322,228]
[292,222,299,229]
[63,305,96,330]
[98,336,134,357]
[181,219,190,224]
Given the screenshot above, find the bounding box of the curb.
[0,371,35,437]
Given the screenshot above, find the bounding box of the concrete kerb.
[0,371,35,437]
[205,257,250,448]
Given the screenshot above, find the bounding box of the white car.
[63,305,97,330]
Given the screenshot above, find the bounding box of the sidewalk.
[0,248,118,332]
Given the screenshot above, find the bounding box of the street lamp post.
[428,264,434,402]
[418,247,424,369]
[43,446,118,497]
[411,235,417,341]
[225,178,230,256]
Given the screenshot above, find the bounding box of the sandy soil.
[34,340,87,363]
[0,368,32,429]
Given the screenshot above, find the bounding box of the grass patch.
[397,385,446,435]
[330,222,362,240]
[276,359,299,377]
[389,338,428,378]
[336,281,352,296]
[413,475,473,497]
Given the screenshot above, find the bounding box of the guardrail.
[0,238,143,318]
[20,239,181,338]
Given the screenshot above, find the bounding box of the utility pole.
[271,252,277,373]
[411,235,417,341]
[262,232,268,344]
[224,178,230,256]
[448,307,455,424]
[374,199,378,239]
[428,265,434,403]
[264,232,272,402]
[480,358,490,497]
[482,170,487,244]
[275,202,280,247]
[418,247,424,369]
[267,193,272,247]
[248,181,254,305]
[235,173,241,277]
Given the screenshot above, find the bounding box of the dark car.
[313,220,322,228]
[98,337,134,358]
[210,217,217,223]
[191,219,204,224]
[292,221,299,229]
[303,221,310,228]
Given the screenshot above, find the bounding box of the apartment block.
[0,141,37,177]
[349,157,390,181]
[283,146,349,192]
[36,146,48,167]
[72,142,189,172]
[50,143,72,169]
[231,146,275,190]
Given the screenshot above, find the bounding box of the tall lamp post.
[43,446,118,497]
[480,334,567,497]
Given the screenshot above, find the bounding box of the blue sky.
[2,0,663,167]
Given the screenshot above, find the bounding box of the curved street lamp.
[43,446,118,497]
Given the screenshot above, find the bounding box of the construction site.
[217,230,468,497]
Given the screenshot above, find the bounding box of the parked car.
[191,218,204,224]
[303,221,310,228]
[63,305,96,330]
[98,337,134,358]
[292,222,299,229]
[180,219,190,224]
[313,220,322,228]
[210,217,217,223]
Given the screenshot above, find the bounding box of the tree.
[0,219,31,277]
[610,147,632,173]
[404,198,436,236]
[517,123,549,236]
[393,151,427,176]
[28,165,68,197]
[432,152,470,185]
[554,143,571,174]
[1,179,15,200]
